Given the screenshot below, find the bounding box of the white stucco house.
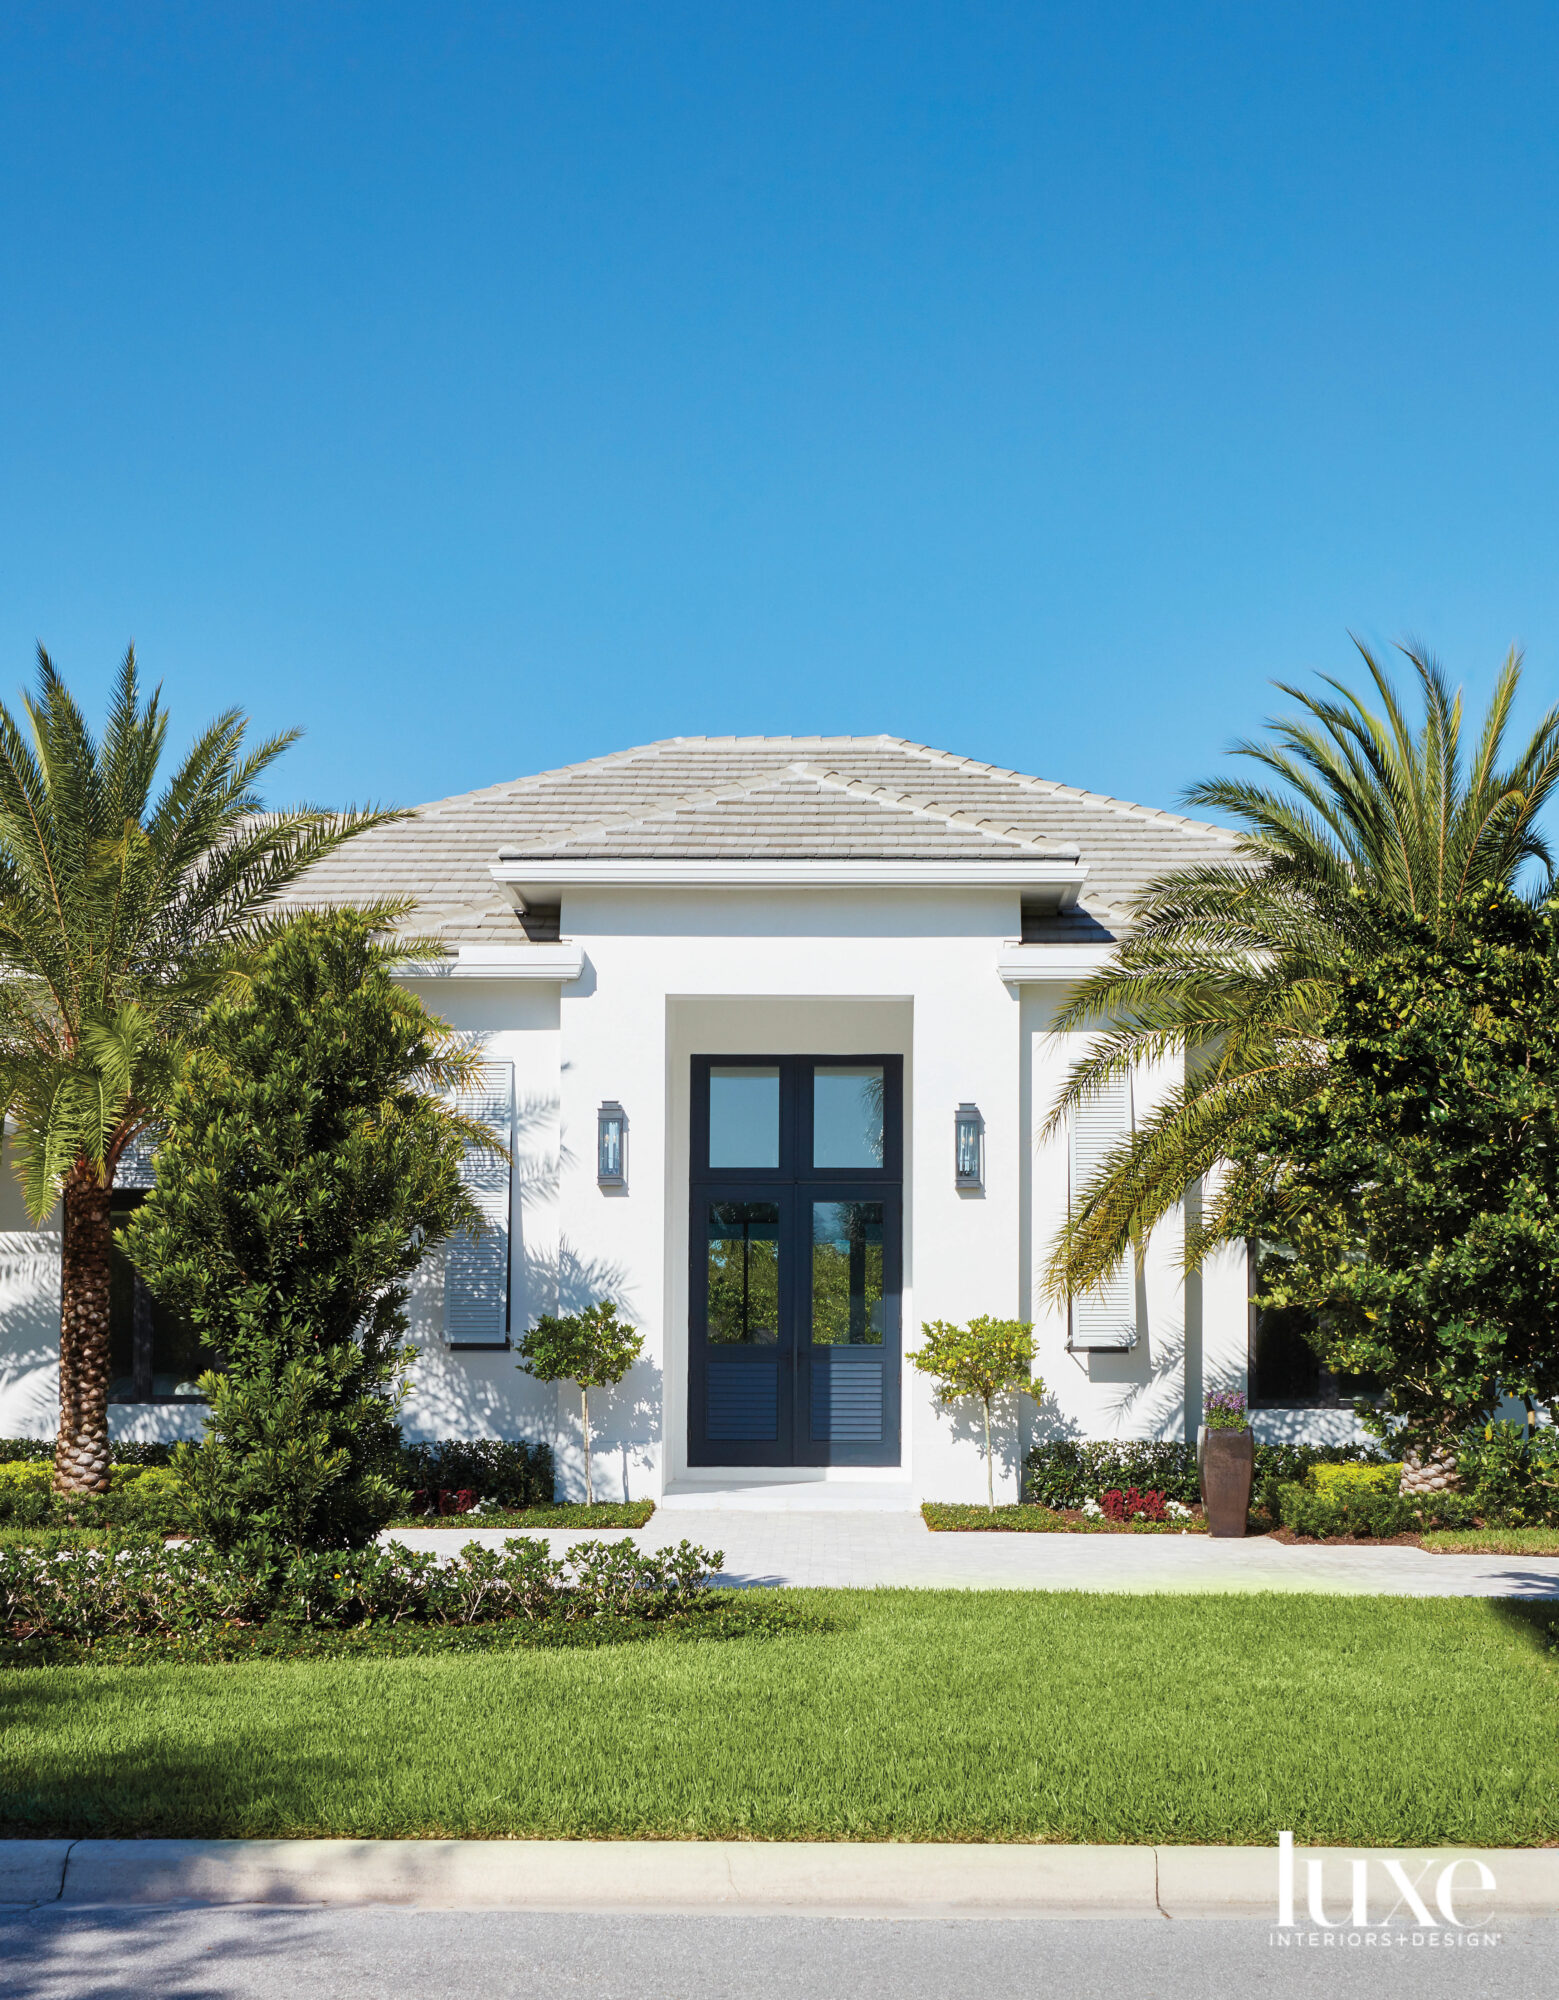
[0,735,1363,1504]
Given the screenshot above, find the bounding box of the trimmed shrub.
[1311,1462,1401,1496]
[1275,1481,1477,1538]
[1025,1442,1200,1508]
[0,1535,720,1644]
[1022,1440,1389,1516]
[0,1465,190,1534]
[396,1440,554,1510]
[0,1439,552,1532]
[0,1440,181,1468]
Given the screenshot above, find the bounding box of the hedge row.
[1023,1439,1386,1515]
[1274,1482,1478,1538]
[0,1437,556,1524]
[0,1535,719,1644]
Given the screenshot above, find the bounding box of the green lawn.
[1421,1527,1559,1555]
[3,1591,1556,1845]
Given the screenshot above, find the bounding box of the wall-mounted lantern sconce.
[954,1103,984,1190]
[597,1102,628,1187]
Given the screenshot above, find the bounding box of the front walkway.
[384,1510,1559,1597]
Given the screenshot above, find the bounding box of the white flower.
[1165,1499,1193,1520]
[1081,1498,1103,1518]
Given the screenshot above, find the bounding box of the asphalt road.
[0,1908,1551,2000]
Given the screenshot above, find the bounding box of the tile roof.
[290,734,1237,948]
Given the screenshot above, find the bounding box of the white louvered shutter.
[443,1062,514,1346]
[1068,1073,1137,1351]
[116,1134,157,1190]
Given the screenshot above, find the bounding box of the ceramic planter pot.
[1198,1425,1255,1538]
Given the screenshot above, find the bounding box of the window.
[108,1192,209,1403]
[708,1066,781,1169]
[1247,1239,1376,1409]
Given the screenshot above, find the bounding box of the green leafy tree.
[0,647,393,1491]
[1222,891,1559,1461]
[912,1316,1040,1508]
[124,911,494,1552]
[516,1301,643,1505]
[1042,646,1559,1303]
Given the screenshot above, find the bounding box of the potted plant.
[1198,1389,1254,1537]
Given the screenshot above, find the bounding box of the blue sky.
[2,3,1557,814]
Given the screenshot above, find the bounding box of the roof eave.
[489,856,1088,910]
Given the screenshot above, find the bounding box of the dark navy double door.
[688,1055,902,1468]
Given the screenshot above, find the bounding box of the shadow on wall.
[554,1357,664,1504]
[0,1230,62,1436]
[1090,1323,1189,1442]
[1252,1408,1373,1446]
[1027,1393,1083,1445]
[401,1233,664,1491]
[928,1393,1030,1499]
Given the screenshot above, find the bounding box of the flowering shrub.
[0,1536,721,1645]
[1203,1389,1249,1432]
[1100,1486,1168,1523]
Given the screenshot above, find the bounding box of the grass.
[383,1501,654,1531]
[921,1502,1204,1533]
[1421,1527,1559,1555]
[2,1591,1556,1845]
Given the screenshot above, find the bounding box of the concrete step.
[658,1478,918,1513]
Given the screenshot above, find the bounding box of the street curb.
[1,1840,1555,1919]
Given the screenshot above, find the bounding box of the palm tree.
[1043,643,1559,1303]
[0,647,398,1492]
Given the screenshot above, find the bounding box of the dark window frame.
[108,1190,208,1406]
[1246,1238,1378,1411]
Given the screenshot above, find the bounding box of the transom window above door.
[696,1056,901,1181]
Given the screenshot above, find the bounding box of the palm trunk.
[55,1161,114,1494]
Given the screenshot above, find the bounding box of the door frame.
[687,1054,903,1468]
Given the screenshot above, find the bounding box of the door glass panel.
[810,1201,885,1345]
[706,1202,781,1344]
[708,1067,781,1168]
[813,1066,885,1169]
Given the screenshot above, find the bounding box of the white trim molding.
[491,857,1087,909]
[996,943,1116,982]
[405,943,586,981]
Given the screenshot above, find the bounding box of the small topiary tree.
[125,910,497,1552]
[912,1316,1040,1509]
[516,1301,643,1505]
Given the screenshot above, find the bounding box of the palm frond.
[1047,643,1559,1296]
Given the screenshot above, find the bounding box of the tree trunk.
[582,1386,593,1507]
[56,1162,114,1494]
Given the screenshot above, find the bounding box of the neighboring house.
[0,736,1366,1501]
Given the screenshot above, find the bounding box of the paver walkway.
[384,1510,1559,1596]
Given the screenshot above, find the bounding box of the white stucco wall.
[0,1139,61,1440]
[0,884,1321,1489]
[1020,987,1199,1452]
